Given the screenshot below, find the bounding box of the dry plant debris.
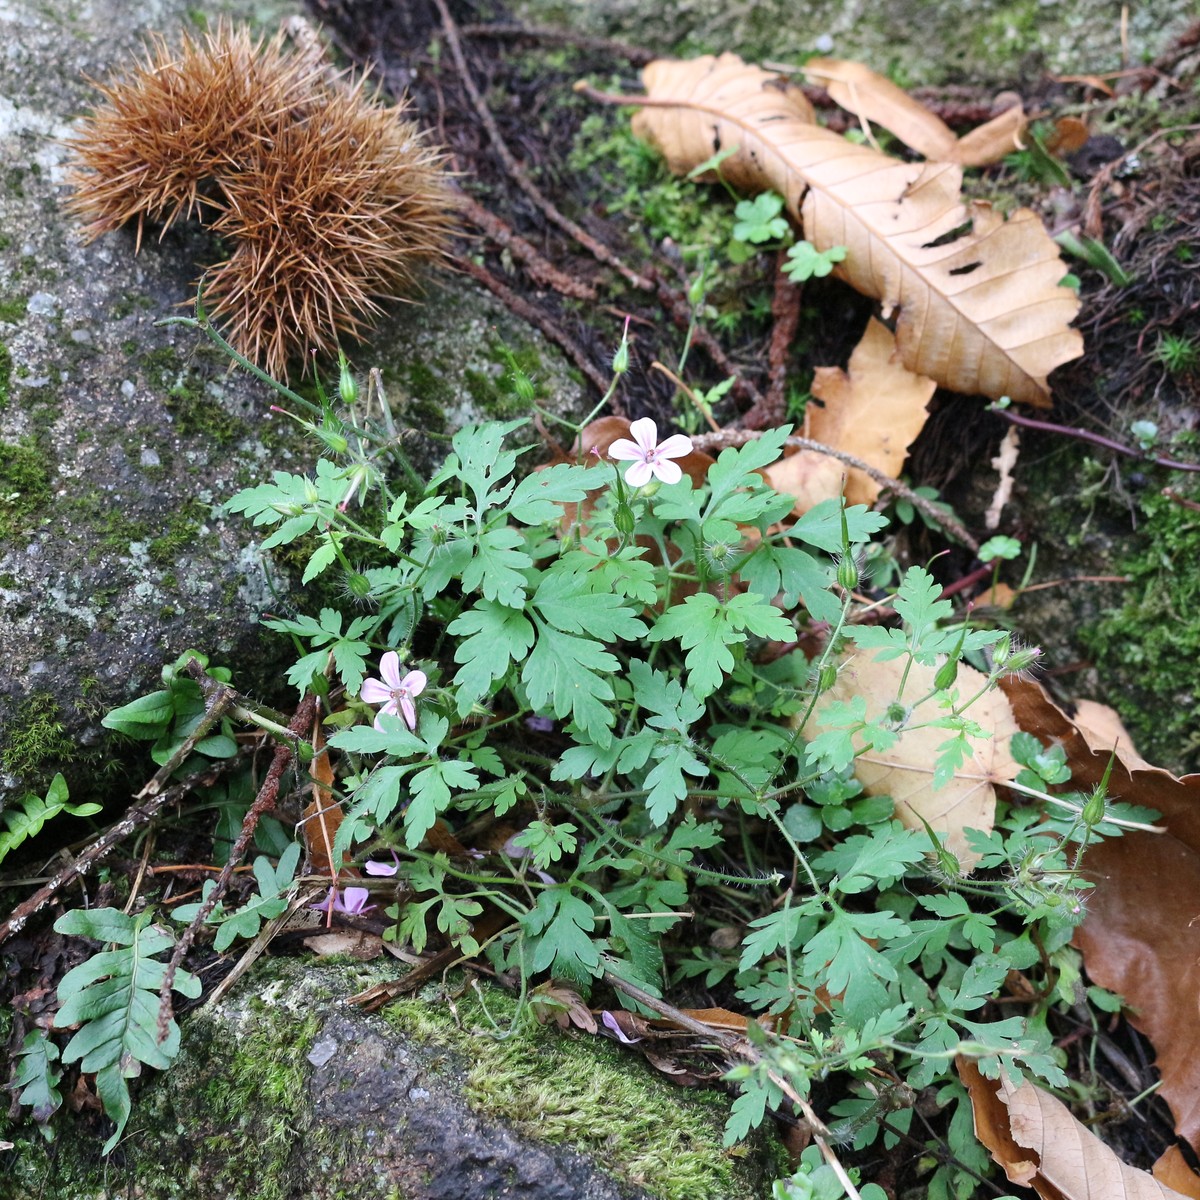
[630,53,1084,406]
[65,20,457,377]
[1004,680,1200,1180]
[959,1057,1193,1200]
[801,653,1021,869]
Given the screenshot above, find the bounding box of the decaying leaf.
[760,448,845,515]
[959,1056,1192,1199]
[632,53,1082,406]
[802,654,1020,868]
[805,317,936,506]
[803,57,1027,166]
[301,717,347,880]
[1003,681,1200,1164]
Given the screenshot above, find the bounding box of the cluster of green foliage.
[16,315,1150,1197]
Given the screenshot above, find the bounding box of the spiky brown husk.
[65,21,457,378]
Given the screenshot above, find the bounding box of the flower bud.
[338,352,358,405]
[1081,789,1107,828]
[613,501,636,536]
[817,663,838,692]
[933,655,959,691]
[836,554,860,592]
[346,572,372,598]
[612,317,631,375]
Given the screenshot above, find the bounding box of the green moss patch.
[383,988,772,1200]
[1,692,74,780]
[0,438,51,540]
[1081,482,1200,772]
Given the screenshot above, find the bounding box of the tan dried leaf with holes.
[800,653,1021,869]
[632,54,1082,406]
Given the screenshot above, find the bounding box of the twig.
[690,429,980,551]
[741,250,801,430]
[650,362,720,432]
[458,21,655,66]
[457,192,598,301]
[434,0,654,294]
[156,693,317,1042]
[0,766,231,945]
[459,258,614,399]
[602,971,864,1200]
[990,405,1200,473]
[1162,486,1200,512]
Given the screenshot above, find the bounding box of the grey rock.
[0,0,586,803]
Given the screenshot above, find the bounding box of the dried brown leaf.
[801,654,1020,868]
[803,57,1027,166]
[805,317,936,505]
[959,1056,1192,1199]
[1003,680,1200,1157]
[633,54,1082,406]
[760,449,845,515]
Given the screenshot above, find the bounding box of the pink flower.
[608,418,693,488]
[312,886,374,915]
[360,652,426,731]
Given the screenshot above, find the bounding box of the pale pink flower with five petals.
[360,652,426,731]
[608,418,693,488]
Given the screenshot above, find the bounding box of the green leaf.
[405,760,479,848]
[507,462,592,523]
[329,714,427,758]
[649,592,796,698]
[523,620,619,746]
[525,888,603,985]
[171,845,301,952]
[732,192,788,244]
[0,775,101,865]
[53,908,200,1153]
[302,536,340,584]
[511,820,578,870]
[791,500,888,552]
[14,1031,62,1124]
[784,240,847,282]
[462,525,533,606]
[101,690,175,737]
[643,741,708,825]
[893,565,953,652]
[448,600,536,713]
[533,566,647,641]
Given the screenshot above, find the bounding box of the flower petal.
[378,650,403,690]
[650,458,683,485]
[340,887,373,914]
[360,678,391,705]
[401,670,427,697]
[627,417,659,451]
[607,437,643,462]
[655,433,693,460]
[624,460,653,488]
[399,695,417,730]
[372,700,400,731]
[364,854,400,876]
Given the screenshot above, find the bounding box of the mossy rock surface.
[0,0,586,805]
[2,958,776,1200]
[509,0,1193,88]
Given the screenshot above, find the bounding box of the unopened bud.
[346,572,372,598]
[1004,646,1041,675]
[338,352,358,405]
[1081,789,1106,828]
[613,502,636,536]
[933,655,959,691]
[612,317,631,375]
[817,663,838,692]
[836,555,860,592]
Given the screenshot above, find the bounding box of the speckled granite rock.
[0,0,586,804]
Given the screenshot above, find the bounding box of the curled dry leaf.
[632,53,1082,406]
[958,1056,1193,1200]
[1003,680,1200,1169]
[801,654,1020,869]
[802,57,1027,166]
[806,317,936,506]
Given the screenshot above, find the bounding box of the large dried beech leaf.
[959,1056,1192,1199]
[801,654,1020,868]
[633,54,1082,406]
[1004,680,1200,1158]
[803,57,1027,166]
[806,317,936,505]
[759,448,845,515]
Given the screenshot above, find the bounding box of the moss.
[0,438,52,540]
[1080,482,1200,772]
[0,342,11,409]
[0,294,28,323]
[382,987,771,1200]
[147,500,208,565]
[0,692,74,780]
